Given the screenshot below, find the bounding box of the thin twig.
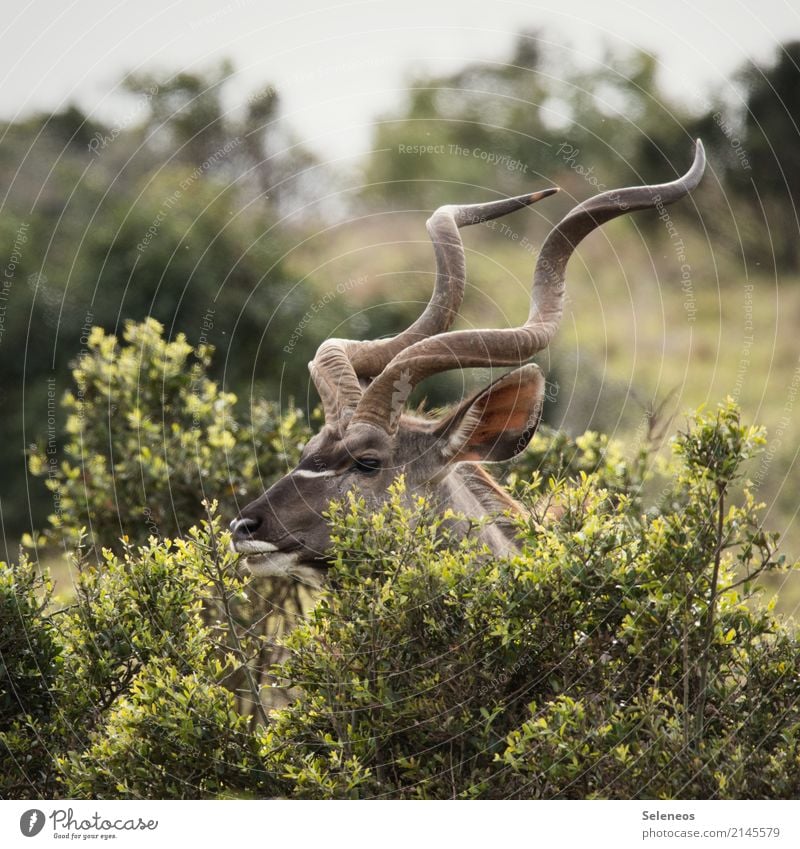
[695,481,725,739]
[682,571,690,749]
[205,505,270,728]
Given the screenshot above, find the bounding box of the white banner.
[1,799,798,848]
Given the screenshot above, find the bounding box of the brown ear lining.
[436,365,545,463]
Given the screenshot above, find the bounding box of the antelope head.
[230,141,705,584]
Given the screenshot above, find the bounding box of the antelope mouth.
[231,540,328,586]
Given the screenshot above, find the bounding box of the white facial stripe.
[293,469,337,479]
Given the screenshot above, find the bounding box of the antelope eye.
[350,457,381,475]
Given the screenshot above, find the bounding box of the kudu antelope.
[231,141,706,584]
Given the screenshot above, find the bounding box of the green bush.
[29,317,310,552]
[60,660,273,799]
[3,507,282,798]
[0,556,64,797]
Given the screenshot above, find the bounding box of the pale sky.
[2,0,799,158]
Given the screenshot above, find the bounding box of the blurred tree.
[123,62,319,213]
[363,32,697,211]
[733,41,800,271]
[125,61,236,166]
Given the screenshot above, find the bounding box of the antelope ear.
[435,364,546,462]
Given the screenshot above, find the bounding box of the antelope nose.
[230,516,261,539]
